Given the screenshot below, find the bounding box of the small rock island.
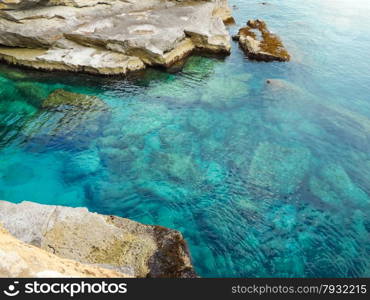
[0,200,197,278]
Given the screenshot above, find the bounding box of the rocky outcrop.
[0,0,233,75]
[233,19,290,62]
[41,89,107,112]
[0,200,196,278]
[0,224,129,277]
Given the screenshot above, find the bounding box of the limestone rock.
[0,200,197,278]
[233,19,290,62]
[0,0,43,10]
[0,0,233,75]
[0,41,145,75]
[41,89,106,112]
[0,224,128,278]
[248,142,311,195]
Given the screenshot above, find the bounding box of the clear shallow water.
[1,0,370,277]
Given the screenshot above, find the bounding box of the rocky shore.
[233,19,290,62]
[0,200,196,278]
[0,0,233,75]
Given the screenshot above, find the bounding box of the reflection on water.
[0,0,370,277]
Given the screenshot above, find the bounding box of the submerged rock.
[0,0,233,75]
[1,162,35,186]
[62,149,101,182]
[233,19,290,62]
[0,0,43,10]
[200,73,251,108]
[15,81,49,107]
[121,102,173,136]
[310,164,369,207]
[187,108,215,135]
[0,200,197,278]
[23,89,109,146]
[42,89,106,112]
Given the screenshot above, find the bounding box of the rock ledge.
[233,19,290,62]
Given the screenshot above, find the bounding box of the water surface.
[0,0,370,277]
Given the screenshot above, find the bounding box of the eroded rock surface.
[42,89,107,112]
[0,0,233,75]
[0,224,129,278]
[233,19,290,62]
[0,200,196,278]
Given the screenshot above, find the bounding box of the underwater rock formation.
[233,19,290,62]
[248,142,311,196]
[0,0,233,75]
[42,89,106,112]
[0,224,129,278]
[0,200,197,278]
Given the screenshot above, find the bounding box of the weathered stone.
[0,0,42,10]
[0,200,197,278]
[310,164,370,207]
[1,162,35,186]
[0,224,128,278]
[248,142,311,195]
[156,152,201,183]
[233,19,290,62]
[15,81,49,107]
[0,0,233,75]
[42,89,106,112]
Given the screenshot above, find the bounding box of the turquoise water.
[1,0,370,277]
